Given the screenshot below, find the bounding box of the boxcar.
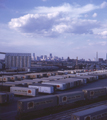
[71,105,107,120]
[2,76,10,82]
[8,76,16,81]
[28,84,56,94]
[71,76,88,84]
[57,91,84,105]
[57,80,71,89]
[17,95,57,113]
[3,82,19,87]
[13,75,26,80]
[66,78,82,87]
[0,92,7,104]
[0,77,3,82]
[10,87,38,96]
[15,80,35,85]
[48,75,65,80]
[42,81,67,90]
[82,87,106,100]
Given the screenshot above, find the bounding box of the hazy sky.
[0,0,107,60]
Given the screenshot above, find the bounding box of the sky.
[0,0,107,60]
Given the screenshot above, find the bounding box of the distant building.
[50,53,52,58]
[33,53,35,61]
[99,58,103,62]
[5,53,31,69]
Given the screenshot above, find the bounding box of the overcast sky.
[0,0,107,60]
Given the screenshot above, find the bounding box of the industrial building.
[4,53,31,69]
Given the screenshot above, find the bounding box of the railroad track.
[33,100,107,120]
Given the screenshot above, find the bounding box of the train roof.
[57,91,83,96]
[83,87,106,91]
[72,105,107,116]
[0,92,6,95]
[29,83,55,87]
[18,94,57,102]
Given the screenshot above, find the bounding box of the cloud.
[88,41,107,46]
[97,31,107,38]
[42,0,47,1]
[100,1,107,8]
[30,3,99,16]
[8,3,101,37]
[92,13,97,18]
[100,31,107,36]
[84,14,88,18]
[98,41,107,46]
[9,13,100,37]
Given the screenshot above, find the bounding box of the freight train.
[17,86,107,119]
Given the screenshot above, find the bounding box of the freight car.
[28,84,56,94]
[71,105,107,120]
[10,87,38,96]
[0,77,3,82]
[42,81,67,90]
[13,75,26,80]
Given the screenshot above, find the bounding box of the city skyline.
[0,0,107,59]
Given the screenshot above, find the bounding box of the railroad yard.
[1,70,107,120]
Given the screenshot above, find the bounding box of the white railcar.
[10,87,38,96]
[28,84,56,94]
[2,76,10,82]
[42,81,67,90]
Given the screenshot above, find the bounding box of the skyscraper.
[50,53,52,58]
[33,53,35,61]
[96,52,98,61]
[106,53,107,60]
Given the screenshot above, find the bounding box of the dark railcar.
[57,91,84,105]
[71,105,107,120]
[82,87,106,100]
[17,95,58,113]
